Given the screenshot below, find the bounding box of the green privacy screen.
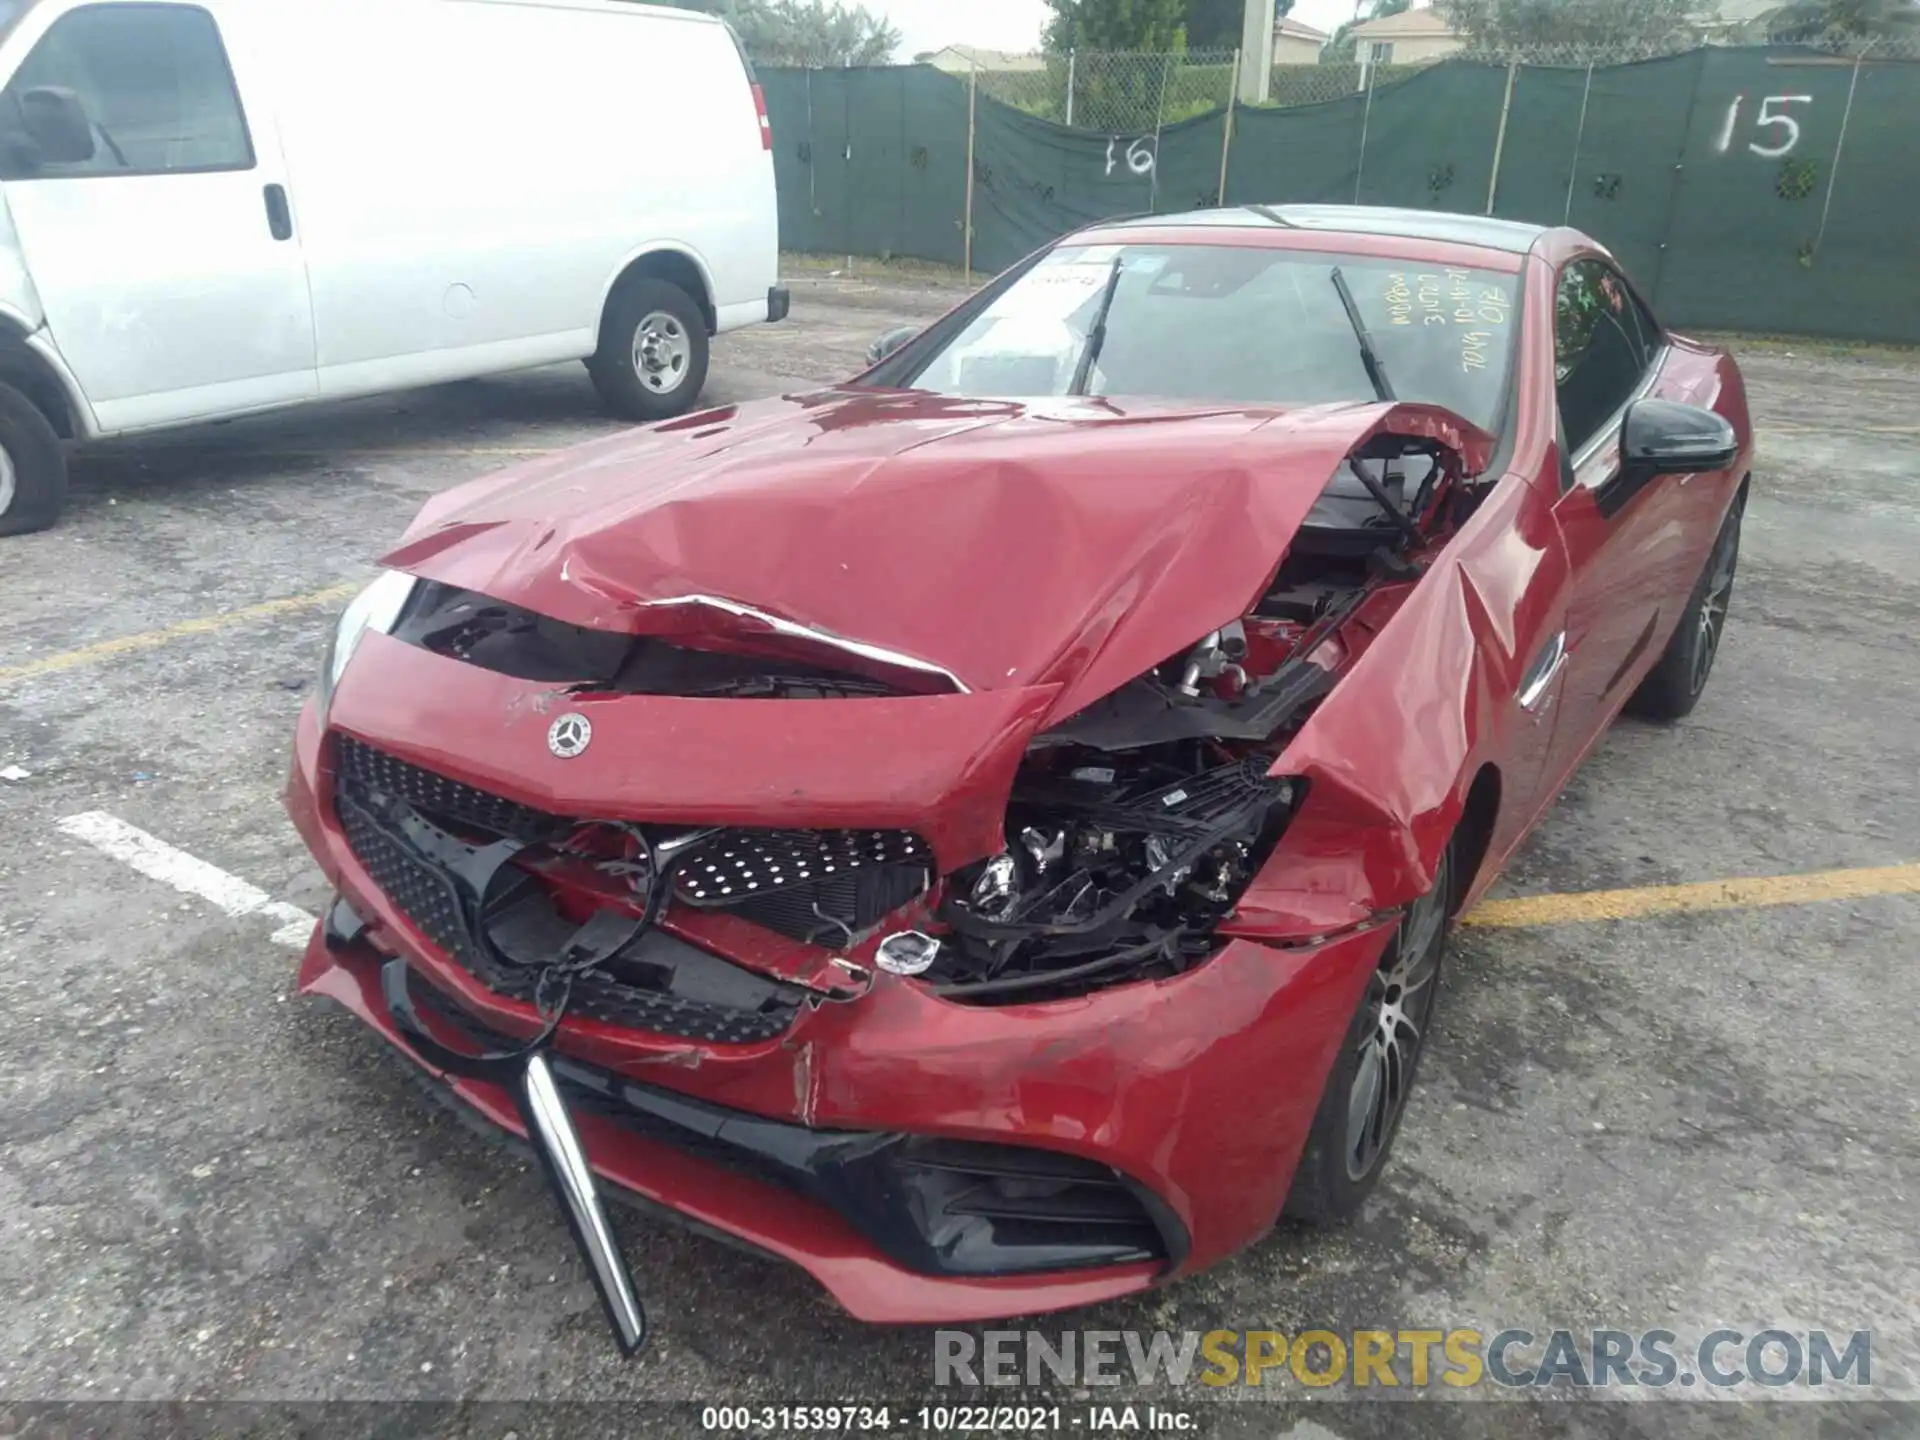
[762,50,1920,344]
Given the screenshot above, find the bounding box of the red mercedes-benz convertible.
[286,205,1751,1352]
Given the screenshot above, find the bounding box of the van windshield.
[0,2,38,45]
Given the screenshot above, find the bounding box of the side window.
[1554,259,1656,455]
[1618,280,1663,360]
[0,3,252,179]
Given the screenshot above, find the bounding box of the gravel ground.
[0,275,1914,1439]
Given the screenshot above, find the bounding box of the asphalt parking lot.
[1,272,1916,1439]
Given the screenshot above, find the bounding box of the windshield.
[889,243,1520,433]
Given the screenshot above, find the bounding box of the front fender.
[1231,471,1569,938]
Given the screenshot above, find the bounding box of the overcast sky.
[883,0,1369,61]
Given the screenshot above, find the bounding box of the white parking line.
[57,811,316,948]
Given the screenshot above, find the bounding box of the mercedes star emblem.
[547,712,592,758]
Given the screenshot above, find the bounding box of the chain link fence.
[963,31,1918,133]
[765,35,1920,340]
[973,49,1238,132]
[970,48,1431,128]
[1456,29,1920,65]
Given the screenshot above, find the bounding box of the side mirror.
[18,86,97,165]
[1621,398,1738,478]
[865,325,919,366]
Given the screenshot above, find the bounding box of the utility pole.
[1238,0,1275,105]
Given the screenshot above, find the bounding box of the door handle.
[1518,630,1569,713]
[263,183,293,241]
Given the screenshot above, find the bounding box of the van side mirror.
[18,86,97,166]
[1621,398,1737,478]
[865,325,919,366]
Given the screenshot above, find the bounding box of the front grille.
[333,744,801,1044]
[408,979,809,1194]
[670,828,931,945]
[722,864,930,946]
[337,736,927,950]
[336,736,559,844]
[670,829,929,903]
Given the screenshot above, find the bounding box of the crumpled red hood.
[388,388,1489,723]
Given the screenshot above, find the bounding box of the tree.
[1437,0,1708,58]
[1043,0,1189,53]
[671,0,901,66]
[1766,0,1920,41]
[1321,0,1408,62]
[1182,0,1293,51]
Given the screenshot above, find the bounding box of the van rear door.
[0,0,316,433]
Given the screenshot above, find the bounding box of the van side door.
[0,0,316,434]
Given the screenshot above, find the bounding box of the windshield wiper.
[1329,266,1396,403]
[1069,256,1125,396]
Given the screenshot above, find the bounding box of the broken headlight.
[318,569,416,717]
[928,748,1300,1004]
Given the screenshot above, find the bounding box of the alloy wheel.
[0,443,15,518]
[1690,522,1738,696]
[1345,849,1450,1181]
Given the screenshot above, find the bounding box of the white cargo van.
[0,0,786,533]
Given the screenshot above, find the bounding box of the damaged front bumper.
[303,924,1184,1327]
[286,693,1397,1344]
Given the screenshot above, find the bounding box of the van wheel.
[0,383,68,536]
[589,278,710,423]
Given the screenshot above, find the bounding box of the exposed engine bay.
[927,750,1296,1002]
[343,429,1477,1016]
[905,431,1475,1002]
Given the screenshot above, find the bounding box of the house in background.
[1346,5,1465,64]
[917,45,1045,73]
[1274,15,1331,62]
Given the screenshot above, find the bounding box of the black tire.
[1284,842,1454,1225]
[0,382,68,536]
[587,277,710,423]
[1625,493,1744,722]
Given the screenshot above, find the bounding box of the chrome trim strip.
[642,594,971,693]
[1518,630,1569,713]
[516,1052,647,1356]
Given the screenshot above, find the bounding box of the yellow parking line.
[0,582,358,687]
[8,592,1917,940]
[1465,862,1920,928]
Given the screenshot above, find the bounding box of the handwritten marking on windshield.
[1384,271,1513,372]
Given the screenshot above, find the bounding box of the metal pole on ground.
[1485,60,1518,215]
[804,70,817,235]
[1811,43,1875,261]
[1352,62,1376,203]
[963,60,977,282]
[1149,52,1173,212]
[1649,46,1709,310]
[1563,62,1594,224]
[1066,49,1076,127]
[1219,48,1241,205]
